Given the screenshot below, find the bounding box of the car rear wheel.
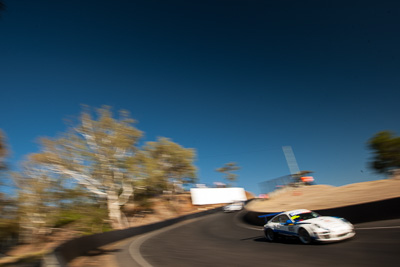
[265,228,276,242]
[298,228,312,244]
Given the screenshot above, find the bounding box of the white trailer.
[190,187,247,205]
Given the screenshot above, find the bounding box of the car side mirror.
[285,219,292,225]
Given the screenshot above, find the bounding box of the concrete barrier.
[242,197,400,226]
[42,207,222,267]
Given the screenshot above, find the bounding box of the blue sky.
[1,0,399,195]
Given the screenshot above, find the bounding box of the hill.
[246,178,400,212]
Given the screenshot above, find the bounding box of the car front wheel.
[298,228,312,244]
[265,228,276,242]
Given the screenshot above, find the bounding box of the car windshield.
[291,211,320,222]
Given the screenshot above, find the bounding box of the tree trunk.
[107,190,122,229]
[106,190,130,229]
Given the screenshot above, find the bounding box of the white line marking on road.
[237,224,400,231]
[355,226,400,230]
[129,234,153,267]
[128,217,202,267]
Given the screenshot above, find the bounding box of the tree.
[367,131,400,176]
[13,161,60,243]
[30,106,143,229]
[0,130,13,207]
[133,137,197,194]
[216,162,240,187]
[0,130,18,250]
[14,158,111,243]
[0,130,10,206]
[0,130,8,170]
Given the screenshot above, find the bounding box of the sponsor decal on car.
[289,210,311,216]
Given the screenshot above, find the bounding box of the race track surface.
[116,212,400,267]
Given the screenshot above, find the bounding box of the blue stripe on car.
[273,229,298,236]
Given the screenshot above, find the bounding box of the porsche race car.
[260,209,355,244]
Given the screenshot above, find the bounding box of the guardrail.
[42,207,222,267]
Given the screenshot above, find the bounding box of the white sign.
[190,187,247,205]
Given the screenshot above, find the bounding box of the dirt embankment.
[246,179,400,213]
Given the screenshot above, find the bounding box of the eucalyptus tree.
[216,162,240,187]
[0,129,13,212]
[0,130,18,248]
[368,131,400,176]
[30,106,143,229]
[0,130,8,170]
[13,161,61,243]
[133,137,197,195]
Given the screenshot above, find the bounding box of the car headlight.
[340,218,354,227]
[314,224,330,232]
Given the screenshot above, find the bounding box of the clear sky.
[1,0,399,195]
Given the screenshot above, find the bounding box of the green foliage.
[28,106,143,229]
[10,105,198,234]
[368,131,400,175]
[216,162,240,186]
[53,211,83,228]
[134,193,154,211]
[132,137,197,192]
[0,218,19,239]
[53,203,111,234]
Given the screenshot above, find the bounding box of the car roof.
[284,209,312,216]
[259,209,313,221]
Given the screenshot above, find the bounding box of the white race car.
[223,202,244,212]
[260,209,355,244]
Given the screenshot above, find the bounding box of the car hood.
[300,216,350,228]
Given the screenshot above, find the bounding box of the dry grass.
[0,194,220,266]
[246,178,400,212]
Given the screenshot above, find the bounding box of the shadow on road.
[82,248,122,257]
[249,235,353,246]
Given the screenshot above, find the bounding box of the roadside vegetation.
[367,131,400,176]
[0,106,197,261]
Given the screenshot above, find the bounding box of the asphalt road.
[116,212,400,267]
